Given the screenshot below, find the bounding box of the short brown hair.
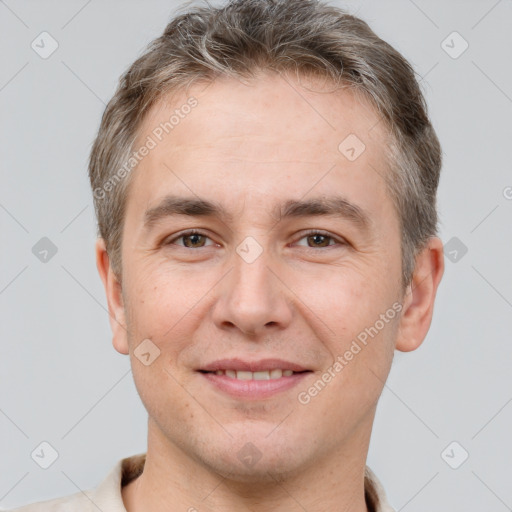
[88,0,441,286]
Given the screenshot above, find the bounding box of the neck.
[122,420,373,512]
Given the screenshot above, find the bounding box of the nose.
[211,245,293,338]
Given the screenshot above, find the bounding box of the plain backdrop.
[1,0,511,510]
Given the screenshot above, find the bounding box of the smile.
[206,369,296,380]
[198,359,312,399]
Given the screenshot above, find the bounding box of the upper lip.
[199,358,310,372]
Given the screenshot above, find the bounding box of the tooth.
[269,369,283,379]
[215,370,224,376]
[282,370,293,377]
[236,370,253,380]
[225,369,237,379]
[253,370,270,380]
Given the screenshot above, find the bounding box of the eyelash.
[165,229,346,250]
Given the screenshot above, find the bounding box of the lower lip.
[200,372,311,400]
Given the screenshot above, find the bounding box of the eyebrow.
[278,197,370,230]
[143,195,371,231]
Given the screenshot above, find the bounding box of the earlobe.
[95,238,130,355]
[395,237,444,352]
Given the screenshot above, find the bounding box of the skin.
[96,71,444,511]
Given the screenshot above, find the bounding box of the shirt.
[9,454,395,511]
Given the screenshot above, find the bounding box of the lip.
[200,371,310,399]
[199,358,309,373]
[198,358,312,400]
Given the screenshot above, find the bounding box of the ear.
[395,237,444,352]
[95,238,130,355]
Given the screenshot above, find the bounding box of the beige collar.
[91,453,395,512]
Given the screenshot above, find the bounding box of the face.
[101,72,416,480]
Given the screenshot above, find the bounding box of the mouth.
[201,368,298,380]
[198,358,313,399]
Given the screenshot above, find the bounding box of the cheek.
[300,262,400,366]
[295,263,383,329]
[127,265,193,330]
[124,264,220,369]
[313,314,398,413]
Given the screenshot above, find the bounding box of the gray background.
[1,0,511,509]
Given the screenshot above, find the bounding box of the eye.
[164,229,345,250]
[166,231,216,248]
[294,230,344,249]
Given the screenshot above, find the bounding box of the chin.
[205,452,305,484]
[194,427,315,482]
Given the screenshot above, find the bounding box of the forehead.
[137,72,386,158]
[127,72,393,224]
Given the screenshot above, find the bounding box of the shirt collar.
[92,454,395,512]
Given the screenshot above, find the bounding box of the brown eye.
[182,233,207,248]
[167,231,214,248]
[295,231,341,248]
[306,234,332,247]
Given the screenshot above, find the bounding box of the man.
[12,0,444,510]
